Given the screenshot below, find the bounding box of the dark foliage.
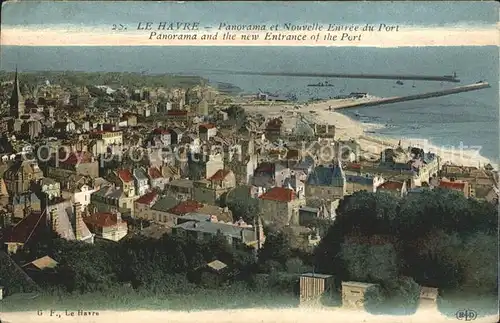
[315,189,498,295]
[0,71,205,89]
[14,229,259,295]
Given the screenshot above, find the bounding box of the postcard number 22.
[112,24,127,31]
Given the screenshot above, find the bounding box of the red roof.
[346,163,362,170]
[259,187,295,202]
[83,212,126,228]
[148,166,162,179]
[153,128,170,135]
[135,191,158,205]
[4,211,47,244]
[118,169,133,183]
[439,180,466,190]
[199,123,216,130]
[209,169,231,181]
[59,151,93,165]
[167,110,188,116]
[168,200,203,215]
[378,181,404,190]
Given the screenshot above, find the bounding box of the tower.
[253,215,264,249]
[9,67,25,119]
[331,152,346,198]
[73,202,83,240]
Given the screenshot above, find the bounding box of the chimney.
[115,211,122,223]
[73,202,83,240]
[255,216,264,249]
[50,208,58,232]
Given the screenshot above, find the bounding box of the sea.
[1,45,498,165]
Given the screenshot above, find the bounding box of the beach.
[242,98,496,169]
[1,308,497,323]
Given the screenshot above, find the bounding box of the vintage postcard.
[0,1,498,323]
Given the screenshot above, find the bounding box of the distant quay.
[334,82,491,110]
[210,70,461,83]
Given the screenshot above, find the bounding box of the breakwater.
[208,70,461,82]
[334,82,491,110]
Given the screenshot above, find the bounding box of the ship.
[215,82,243,94]
[307,81,334,87]
[256,89,289,102]
[334,92,369,100]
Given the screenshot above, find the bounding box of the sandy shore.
[242,99,497,169]
[1,308,497,323]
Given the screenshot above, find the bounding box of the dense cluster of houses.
[0,70,498,306]
[0,69,498,254]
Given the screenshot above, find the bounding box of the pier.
[210,70,461,83]
[334,82,491,110]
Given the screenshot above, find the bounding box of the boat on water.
[307,81,334,87]
[334,92,370,100]
[216,82,242,93]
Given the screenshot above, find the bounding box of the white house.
[133,168,150,196]
[72,184,97,211]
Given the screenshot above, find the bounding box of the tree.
[451,232,497,293]
[258,230,292,270]
[225,191,260,223]
[53,241,118,293]
[205,231,232,262]
[339,242,398,283]
[365,277,420,315]
[315,189,498,295]
[335,191,400,236]
[285,257,309,275]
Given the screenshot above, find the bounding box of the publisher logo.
[455,309,477,321]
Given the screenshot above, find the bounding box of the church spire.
[9,66,25,119]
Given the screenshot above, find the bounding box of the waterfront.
[2,45,497,165]
[241,99,495,168]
